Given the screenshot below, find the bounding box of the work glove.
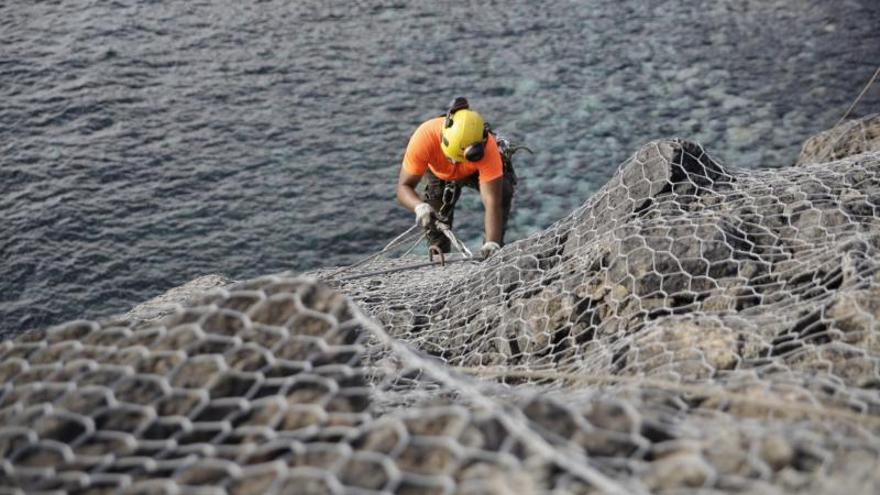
[480,241,501,260]
[414,202,436,228]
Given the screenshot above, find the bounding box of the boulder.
[797,113,880,165]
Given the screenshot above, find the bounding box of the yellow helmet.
[440,102,488,163]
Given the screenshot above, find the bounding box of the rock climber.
[396,97,519,260]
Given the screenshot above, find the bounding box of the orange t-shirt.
[402,117,503,184]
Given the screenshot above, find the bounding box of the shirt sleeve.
[401,122,431,176]
[476,135,503,183]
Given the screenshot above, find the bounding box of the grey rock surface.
[123,274,233,323]
[797,113,880,165]
[322,135,880,493]
[3,126,880,494]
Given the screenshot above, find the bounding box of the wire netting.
[2,118,880,494]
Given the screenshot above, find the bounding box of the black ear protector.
[463,124,489,162]
[444,96,490,162]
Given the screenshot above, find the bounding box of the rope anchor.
[428,245,446,266]
[435,221,474,259]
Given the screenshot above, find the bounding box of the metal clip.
[428,245,446,266]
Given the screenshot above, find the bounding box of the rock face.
[123,274,232,323]
[337,138,880,377]
[797,113,880,165]
[324,135,880,492]
[3,127,880,494]
[0,277,550,494]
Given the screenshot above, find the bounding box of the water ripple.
[1,0,879,337]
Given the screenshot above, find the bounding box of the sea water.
[2,0,879,336]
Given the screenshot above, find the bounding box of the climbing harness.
[496,134,534,172]
[441,181,458,218]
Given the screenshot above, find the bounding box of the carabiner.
[428,245,446,266]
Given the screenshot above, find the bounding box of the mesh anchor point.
[428,245,446,266]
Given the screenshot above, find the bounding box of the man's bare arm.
[479,177,504,244]
[396,168,424,211]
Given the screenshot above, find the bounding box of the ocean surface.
[2,0,879,337]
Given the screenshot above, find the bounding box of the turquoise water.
[1,0,879,335]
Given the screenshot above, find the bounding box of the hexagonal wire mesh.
[3,126,880,494]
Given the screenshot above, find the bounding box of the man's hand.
[414,202,436,228]
[480,241,501,260]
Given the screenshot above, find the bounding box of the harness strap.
[437,181,460,223]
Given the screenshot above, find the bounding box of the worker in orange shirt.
[396,97,516,259]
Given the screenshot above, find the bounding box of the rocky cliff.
[2,115,879,494]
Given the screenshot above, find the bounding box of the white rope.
[437,222,474,259]
[323,225,421,278]
[834,65,880,128]
[324,222,475,282]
